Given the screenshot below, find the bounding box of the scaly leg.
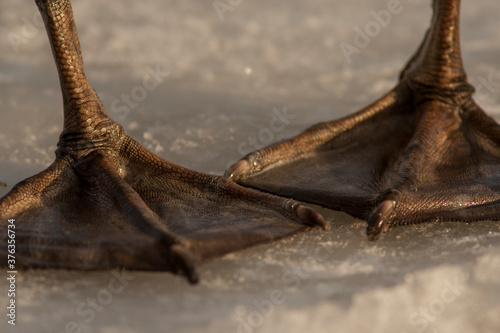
[226,0,500,240]
[0,0,326,283]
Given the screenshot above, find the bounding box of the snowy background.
[1,0,500,332]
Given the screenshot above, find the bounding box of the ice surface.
[1,0,500,332]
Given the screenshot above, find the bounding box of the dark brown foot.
[226,0,500,241]
[0,0,326,284]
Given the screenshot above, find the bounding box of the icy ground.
[1,0,500,332]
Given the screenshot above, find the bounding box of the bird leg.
[226,0,500,240]
[0,0,326,283]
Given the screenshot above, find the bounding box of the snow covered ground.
[1,0,499,332]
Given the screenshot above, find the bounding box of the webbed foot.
[226,0,500,240]
[0,0,326,283]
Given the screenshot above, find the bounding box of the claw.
[295,204,328,230]
[366,200,395,241]
[170,244,199,284]
[224,159,250,180]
